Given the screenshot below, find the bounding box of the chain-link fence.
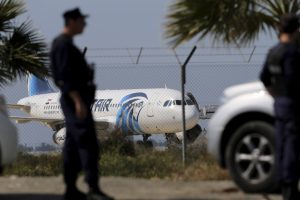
[1,46,269,150]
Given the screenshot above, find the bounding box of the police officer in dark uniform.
[260,14,300,200]
[50,8,113,200]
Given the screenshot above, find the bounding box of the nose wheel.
[136,134,153,148]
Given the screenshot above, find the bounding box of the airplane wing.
[10,116,110,131]
[7,104,31,112]
[9,116,63,124]
[199,105,219,119]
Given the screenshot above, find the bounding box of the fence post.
[180,46,197,166]
[136,47,143,64]
[248,46,256,63]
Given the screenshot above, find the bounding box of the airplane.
[8,75,213,146]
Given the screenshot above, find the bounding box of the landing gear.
[136,134,153,148]
[165,133,180,146]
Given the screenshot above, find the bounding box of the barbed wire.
[92,62,263,68]
[80,46,269,66]
[85,45,271,51]
[86,53,266,58]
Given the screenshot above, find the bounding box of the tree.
[0,0,49,87]
[165,0,300,47]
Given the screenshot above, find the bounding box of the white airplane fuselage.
[17,88,200,137]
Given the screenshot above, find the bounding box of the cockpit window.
[163,100,170,107]
[164,99,194,107]
[175,100,181,105]
[174,100,187,105]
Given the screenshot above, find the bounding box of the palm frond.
[165,0,300,47]
[0,0,25,33]
[0,21,49,86]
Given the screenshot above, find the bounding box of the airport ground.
[0,176,281,200]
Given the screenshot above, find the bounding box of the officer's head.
[279,14,299,35]
[63,8,88,35]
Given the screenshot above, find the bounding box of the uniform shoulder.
[267,42,299,56]
[52,34,72,48]
[281,43,300,57]
[268,43,283,52]
[265,43,277,55]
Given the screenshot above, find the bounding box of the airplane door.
[146,102,154,117]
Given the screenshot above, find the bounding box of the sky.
[22,0,172,47]
[1,0,278,146]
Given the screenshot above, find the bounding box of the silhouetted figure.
[260,14,300,200]
[50,8,113,200]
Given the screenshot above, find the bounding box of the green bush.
[3,140,229,180]
[100,148,184,178]
[4,153,63,176]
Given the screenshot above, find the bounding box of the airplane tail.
[27,75,54,96]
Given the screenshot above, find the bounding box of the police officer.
[50,8,113,200]
[260,14,300,200]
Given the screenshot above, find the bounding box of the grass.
[3,153,63,176]
[3,139,229,180]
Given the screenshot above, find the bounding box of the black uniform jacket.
[260,42,300,118]
[50,34,94,97]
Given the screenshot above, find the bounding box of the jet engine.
[52,127,66,146]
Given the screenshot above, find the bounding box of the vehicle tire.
[225,121,279,193]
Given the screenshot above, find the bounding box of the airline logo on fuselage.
[93,99,113,112]
[116,92,148,134]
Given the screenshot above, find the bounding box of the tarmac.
[0,176,281,200]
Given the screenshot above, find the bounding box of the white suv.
[0,95,17,173]
[208,81,279,193]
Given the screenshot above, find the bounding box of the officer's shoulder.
[268,43,298,55]
[284,43,300,55]
[266,43,280,57]
[53,34,72,47]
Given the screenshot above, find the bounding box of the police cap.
[63,8,89,20]
[279,14,299,34]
